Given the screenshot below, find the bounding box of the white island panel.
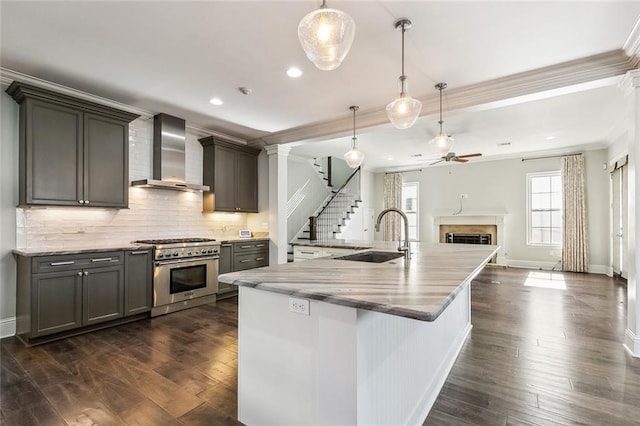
[237,282,471,425]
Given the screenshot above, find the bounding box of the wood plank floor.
[1,268,639,425]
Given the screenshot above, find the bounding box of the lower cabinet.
[17,249,152,345]
[217,239,269,299]
[124,249,153,315]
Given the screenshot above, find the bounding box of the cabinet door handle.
[50,261,75,266]
[256,244,265,248]
[77,272,83,276]
[255,257,265,261]
[85,200,90,205]
[78,200,85,204]
[91,257,113,263]
[221,244,232,247]
[130,251,148,255]
[84,271,89,276]
[239,259,251,263]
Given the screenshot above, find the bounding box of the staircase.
[306,166,362,241]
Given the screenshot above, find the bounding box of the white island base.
[237,283,472,426]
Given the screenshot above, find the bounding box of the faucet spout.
[374,208,411,260]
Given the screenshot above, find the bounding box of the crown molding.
[249,49,637,147]
[624,16,640,62]
[1,67,247,144]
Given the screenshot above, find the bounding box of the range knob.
[201,249,208,254]
[172,251,179,257]
[157,253,164,259]
[187,251,192,256]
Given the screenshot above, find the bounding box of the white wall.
[372,149,611,271]
[0,91,18,328]
[339,168,374,241]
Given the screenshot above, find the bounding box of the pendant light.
[298,0,356,71]
[429,82,454,156]
[344,105,364,168]
[386,19,422,129]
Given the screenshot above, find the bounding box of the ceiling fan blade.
[454,158,469,163]
[429,159,445,166]
[455,153,482,159]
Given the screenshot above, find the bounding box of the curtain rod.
[521,152,582,162]
[385,168,422,174]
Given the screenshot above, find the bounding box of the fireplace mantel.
[434,210,507,264]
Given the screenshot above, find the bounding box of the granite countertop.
[219,242,499,322]
[13,243,155,257]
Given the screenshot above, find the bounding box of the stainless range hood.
[131,113,209,192]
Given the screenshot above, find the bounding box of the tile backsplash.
[16,117,265,249]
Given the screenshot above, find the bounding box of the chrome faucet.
[374,208,411,260]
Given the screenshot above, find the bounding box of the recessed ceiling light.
[209,97,223,106]
[387,157,394,161]
[545,136,556,140]
[286,67,303,78]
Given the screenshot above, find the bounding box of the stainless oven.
[133,238,220,316]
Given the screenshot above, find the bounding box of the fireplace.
[433,210,507,264]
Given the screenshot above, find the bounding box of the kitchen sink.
[334,250,404,263]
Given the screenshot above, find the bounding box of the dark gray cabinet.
[200,137,260,213]
[217,240,269,299]
[16,249,150,345]
[124,250,153,315]
[6,82,138,208]
[31,270,83,338]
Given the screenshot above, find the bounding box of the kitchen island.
[219,242,499,425]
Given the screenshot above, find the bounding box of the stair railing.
[309,167,361,240]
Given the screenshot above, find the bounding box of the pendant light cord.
[439,86,443,129]
[350,105,359,149]
[400,22,406,95]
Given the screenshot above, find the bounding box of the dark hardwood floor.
[1,268,639,425]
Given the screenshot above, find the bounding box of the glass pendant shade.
[386,81,422,130]
[344,139,364,168]
[430,131,454,156]
[298,3,356,71]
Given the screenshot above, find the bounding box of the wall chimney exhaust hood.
[131,113,209,192]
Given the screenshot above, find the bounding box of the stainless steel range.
[133,238,220,317]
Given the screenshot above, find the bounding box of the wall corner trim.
[623,328,640,358]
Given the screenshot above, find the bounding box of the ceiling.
[1,1,639,171]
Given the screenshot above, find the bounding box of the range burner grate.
[134,238,217,245]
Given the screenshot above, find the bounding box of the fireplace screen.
[445,233,492,245]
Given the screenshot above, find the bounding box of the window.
[402,182,419,241]
[527,172,562,246]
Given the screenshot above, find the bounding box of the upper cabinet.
[6,82,139,208]
[199,136,261,213]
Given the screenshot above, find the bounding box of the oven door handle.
[155,256,219,266]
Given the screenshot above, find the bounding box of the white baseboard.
[506,259,610,275]
[0,317,16,338]
[624,328,640,358]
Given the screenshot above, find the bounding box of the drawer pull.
[256,244,265,248]
[130,251,148,255]
[300,251,316,255]
[239,259,251,263]
[221,244,233,247]
[239,245,252,249]
[91,257,113,263]
[255,257,265,261]
[50,261,75,266]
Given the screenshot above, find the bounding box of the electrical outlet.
[288,297,310,315]
[460,194,468,199]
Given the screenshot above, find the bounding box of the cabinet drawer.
[33,252,123,273]
[293,247,324,260]
[234,251,269,271]
[234,241,268,253]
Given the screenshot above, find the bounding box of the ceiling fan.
[429,152,482,165]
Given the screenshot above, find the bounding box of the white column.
[266,145,290,265]
[621,69,640,357]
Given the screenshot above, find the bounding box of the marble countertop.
[219,242,499,322]
[219,237,270,243]
[290,239,374,250]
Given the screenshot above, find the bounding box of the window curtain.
[561,154,588,272]
[383,173,402,241]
